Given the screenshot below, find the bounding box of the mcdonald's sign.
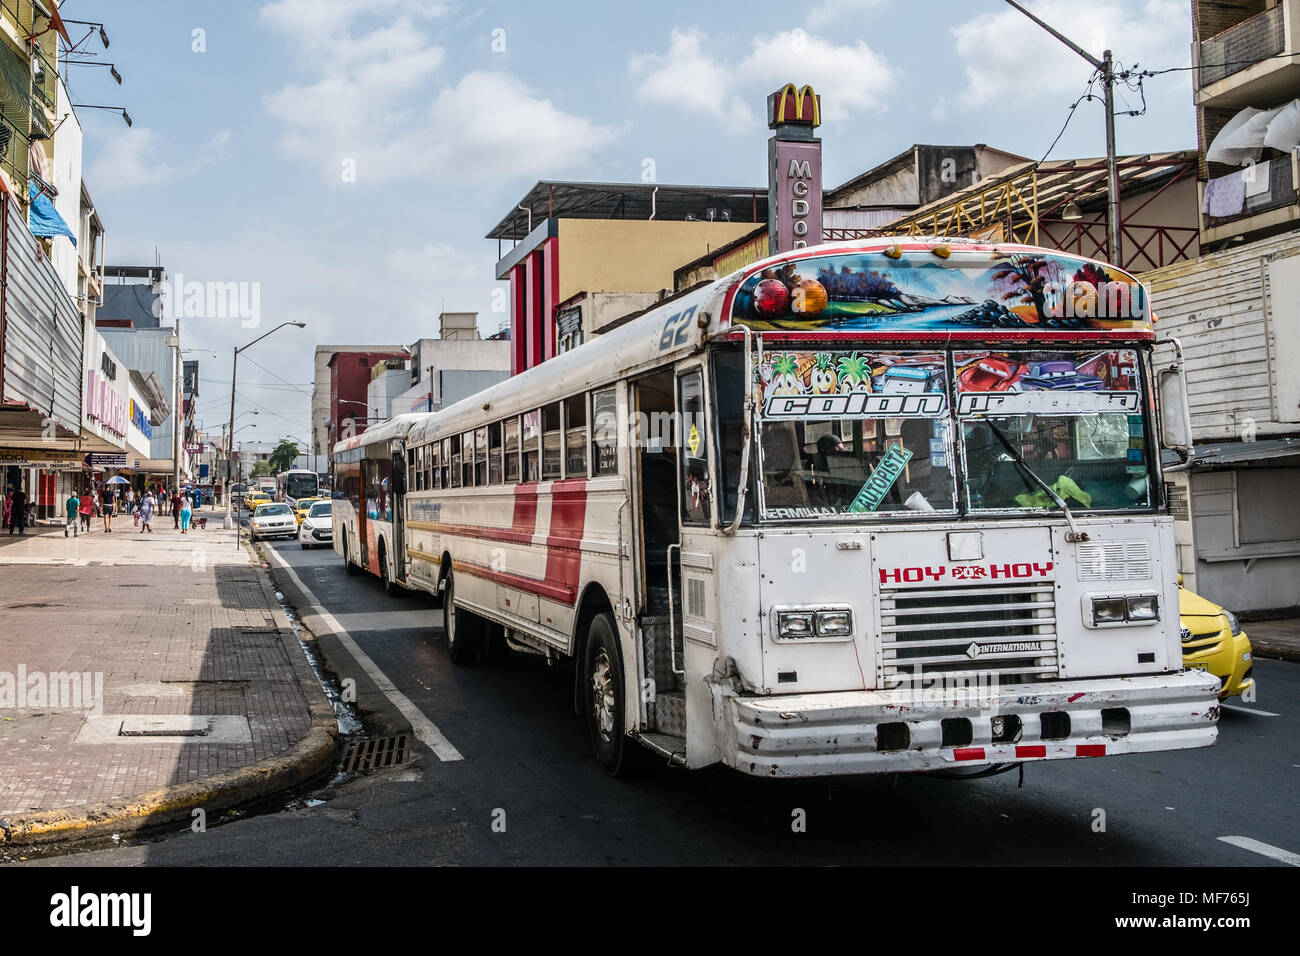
[767,83,820,129]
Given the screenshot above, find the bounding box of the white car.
[250,503,297,541]
[298,500,333,550]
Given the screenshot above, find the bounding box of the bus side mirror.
[1155,338,1194,469]
[1157,367,1193,463]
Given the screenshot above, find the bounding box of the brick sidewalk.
[0,508,334,833]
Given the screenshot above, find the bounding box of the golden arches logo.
[771,84,820,127]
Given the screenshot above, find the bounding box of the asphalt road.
[27,526,1300,867]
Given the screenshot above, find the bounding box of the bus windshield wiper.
[980,416,1089,542]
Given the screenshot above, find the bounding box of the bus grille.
[878,582,1059,685]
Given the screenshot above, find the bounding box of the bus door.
[630,370,685,740]
[390,441,407,585]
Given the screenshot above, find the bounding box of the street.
[26,527,1298,868]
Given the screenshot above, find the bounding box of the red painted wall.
[506,237,560,376]
[327,351,406,449]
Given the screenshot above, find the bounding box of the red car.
[958,357,1025,391]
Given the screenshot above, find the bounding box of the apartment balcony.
[1197,1,1300,110]
[1200,148,1300,244]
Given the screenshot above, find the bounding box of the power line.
[1036,68,1102,166]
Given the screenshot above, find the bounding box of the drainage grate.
[339,734,410,772]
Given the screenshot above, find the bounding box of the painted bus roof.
[337,238,1153,455]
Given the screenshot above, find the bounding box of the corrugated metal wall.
[1145,231,1300,440]
[2,197,83,433]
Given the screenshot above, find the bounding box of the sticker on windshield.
[848,443,913,512]
[759,351,947,419]
[954,349,1141,416]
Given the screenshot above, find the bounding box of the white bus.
[332,415,424,593]
[276,468,320,509]
[335,238,1220,778]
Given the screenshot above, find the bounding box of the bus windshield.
[283,472,317,501]
[757,350,955,518]
[743,346,1152,521]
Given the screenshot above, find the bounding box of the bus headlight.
[1091,597,1128,624]
[774,607,853,641]
[815,610,853,638]
[1126,595,1159,622]
[1086,593,1160,627]
[776,611,815,639]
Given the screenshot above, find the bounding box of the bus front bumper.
[723,671,1221,778]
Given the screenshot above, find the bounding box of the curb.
[0,536,339,847]
[1250,640,1300,665]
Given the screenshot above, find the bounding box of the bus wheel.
[443,569,482,665]
[584,612,628,775]
[344,536,358,576]
[379,542,401,596]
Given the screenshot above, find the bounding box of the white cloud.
[628,28,756,133]
[948,0,1189,107]
[260,1,613,183]
[89,128,231,191]
[629,28,896,133]
[806,0,889,29]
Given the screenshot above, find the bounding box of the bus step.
[639,732,686,765]
[653,691,686,737]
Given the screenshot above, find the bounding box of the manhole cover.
[340,734,410,772]
[119,715,212,737]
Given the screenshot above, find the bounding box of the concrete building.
[1130,1,1300,615]
[488,182,765,372]
[311,344,404,463]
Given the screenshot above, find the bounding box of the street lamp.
[224,321,306,528]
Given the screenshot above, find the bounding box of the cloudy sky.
[68,0,1198,448]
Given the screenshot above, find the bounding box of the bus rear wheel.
[344,536,358,576]
[443,569,482,665]
[584,612,629,775]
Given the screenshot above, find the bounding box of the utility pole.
[172,316,181,494]
[1005,0,1123,266]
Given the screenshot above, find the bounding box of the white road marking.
[1221,704,1280,717]
[1217,836,1300,866]
[263,548,463,761]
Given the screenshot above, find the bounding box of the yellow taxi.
[1179,578,1253,699]
[242,490,271,512]
[293,497,324,525]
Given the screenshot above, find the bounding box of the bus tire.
[344,535,358,576]
[443,569,482,665]
[379,541,402,597]
[583,612,630,776]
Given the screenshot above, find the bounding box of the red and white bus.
[335,237,1219,778]
[331,414,424,592]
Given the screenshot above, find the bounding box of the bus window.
[592,387,618,477]
[565,394,588,477]
[504,417,521,482]
[450,435,462,488]
[463,431,476,487]
[542,403,562,480]
[431,442,441,490]
[488,422,503,484]
[679,368,710,524]
[523,410,540,481]
[408,449,419,491]
[473,426,487,486]
[441,438,451,489]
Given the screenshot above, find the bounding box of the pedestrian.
[180,489,193,534]
[2,485,11,531]
[102,487,113,532]
[171,489,182,529]
[78,488,94,532]
[65,490,79,537]
[8,482,27,535]
[140,490,155,533]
